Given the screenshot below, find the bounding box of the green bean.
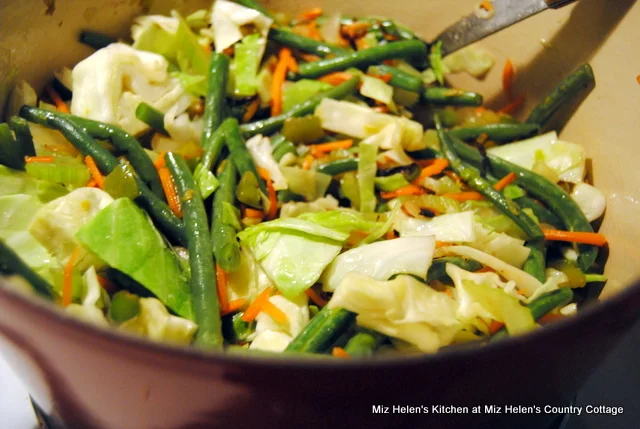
[492,288,573,341]
[269,28,348,57]
[343,328,386,357]
[285,307,356,353]
[240,76,360,137]
[436,117,543,241]
[8,116,36,157]
[232,0,273,18]
[194,119,229,187]
[202,53,230,151]
[20,106,185,245]
[317,158,359,176]
[379,20,418,41]
[165,153,222,348]
[523,240,547,283]
[293,40,428,79]
[135,102,167,135]
[224,118,267,194]
[368,64,423,92]
[277,189,305,203]
[450,137,597,271]
[449,123,541,143]
[271,137,296,162]
[526,64,595,127]
[211,160,241,272]
[516,196,563,230]
[423,87,483,106]
[0,123,24,170]
[79,30,116,49]
[427,256,483,284]
[0,240,53,299]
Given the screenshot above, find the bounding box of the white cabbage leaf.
[120,298,198,344]
[246,134,288,190]
[279,195,339,218]
[570,182,606,222]
[211,0,273,54]
[394,209,476,243]
[250,293,309,352]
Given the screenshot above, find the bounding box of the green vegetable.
[109,291,141,323]
[0,239,54,299]
[185,9,209,30]
[285,307,356,353]
[423,87,483,106]
[222,312,255,343]
[503,184,526,200]
[429,41,446,85]
[202,53,231,151]
[283,80,333,113]
[360,75,395,106]
[233,33,263,97]
[224,118,267,194]
[523,241,547,283]
[357,142,377,213]
[515,197,563,230]
[194,119,229,200]
[269,27,347,57]
[103,164,140,200]
[427,257,483,284]
[7,116,36,158]
[165,153,222,348]
[293,40,428,79]
[25,158,90,187]
[585,274,607,283]
[211,160,241,272]
[0,166,68,202]
[240,76,360,137]
[343,328,386,357]
[281,116,324,143]
[340,172,360,208]
[76,198,193,319]
[280,167,331,202]
[435,117,543,241]
[526,64,595,128]
[374,173,409,192]
[317,158,358,176]
[449,124,541,143]
[271,135,297,162]
[368,65,423,92]
[236,170,262,208]
[79,30,116,49]
[135,102,168,135]
[0,123,24,170]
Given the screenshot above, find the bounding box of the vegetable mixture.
[0,1,608,357]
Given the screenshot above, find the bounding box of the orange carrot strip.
[341,22,370,39]
[85,179,97,188]
[307,21,323,41]
[317,72,354,86]
[243,98,261,123]
[380,184,425,199]
[244,207,264,219]
[261,300,288,325]
[265,180,278,220]
[489,320,504,335]
[543,229,608,247]
[257,167,271,181]
[502,59,514,100]
[309,139,353,157]
[271,48,293,116]
[45,86,70,113]
[242,287,274,322]
[302,154,314,170]
[494,172,517,191]
[97,275,119,294]
[221,298,248,316]
[286,55,299,73]
[153,151,167,169]
[418,158,449,179]
[442,191,484,201]
[368,73,393,83]
[500,93,527,115]
[332,347,351,359]
[297,7,323,22]
[435,241,449,249]
[24,156,55,163]
[539,313,565,325]
[372,106,390,114]
[385,229,397,240]
[216,264,229,311]
[299,53,321,62]
[84,155,104,188]
[62,247,81,307]
[158,167,182,217]
[305,288,328,307]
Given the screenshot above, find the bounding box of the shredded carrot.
[265,180,278,220]
[385,229,397,240]
[444,288,454,298]
[244,207,264,219]
[480,0,494,12]
[299,53,321,62]
[97,275,118,294]
[242,287,273,322]
[221,299,248,316]
[262,300,289,324]
[341,22,370,39]
[332,347,351,359]
[257,167,272,181]
[305,288,328,307]
[216,264,229,311]
[302,154,314,170]
[418,158,449,179]
[307,21,323,41]
[372,106,390,114]
[286,55,299,73]
[297,7,323,23]
[158,167,182,217]
[493,172,517,191]
[243,98,261,123]
[445,171,464,187]
[318,71,354,86]
[442,191,484,201]
[24,156,55,163]
[85,179,98,188]
[502,59,515,100]
[500,93,526,115]
[153,152,167,169]
[435,241,449,249]
[369,73,393,83]
[382,59,398,66]
[539,313,565,325]
[62,247,81,307]
[543,229,607,247]
[475,266,496,273]
[488,320,504,334]
[380,184,425,199]
[309,139,353,157]
[84,155,104,188]
[270,48,293,116]
[45,86,70,113]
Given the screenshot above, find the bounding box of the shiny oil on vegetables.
[0,0,608,357]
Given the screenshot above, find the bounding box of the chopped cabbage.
[280,166,331,201]
[211,0,273,54]
[487,132,586,184]
[232,33,265,97]
[280,195,339,218]
[246,134,288,190]
[360,75,395,106]
[328,273,461,353]
[571,182,606,222]
[394,210,476,243]
[283,80,332,112]
[226,247,273,303]
[120,298,198,344]
[442,45,495,78]
[322,236,435,292]
[471,228,531,268]
[250,293,309,352]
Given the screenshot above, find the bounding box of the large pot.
[1,0,639,428]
